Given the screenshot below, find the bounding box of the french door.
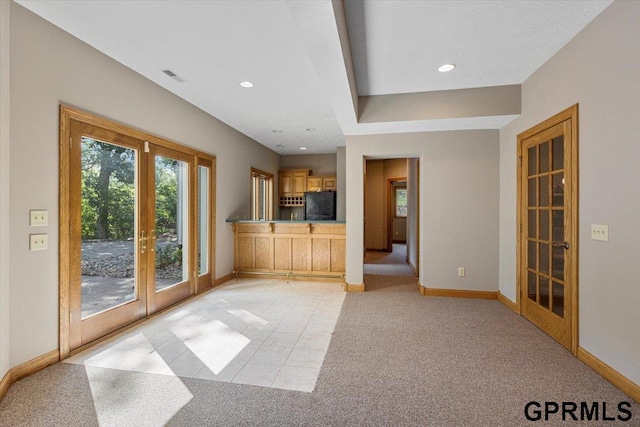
[518,105,578,353]
[61,107,214,354]
[147,145,193,314]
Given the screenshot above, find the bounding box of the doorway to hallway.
[364,243,417,292]
[364,244,414,276]
[362,157,419,292]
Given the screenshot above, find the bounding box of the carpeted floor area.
[0,276,637,426]
[364,244,415,277]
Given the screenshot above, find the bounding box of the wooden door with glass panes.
[519,106,578,353]
[62,107,215,355]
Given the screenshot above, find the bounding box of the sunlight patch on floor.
[65,278,346,395]
[86,366,193,427]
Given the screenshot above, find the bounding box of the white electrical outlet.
[29,234,48,251]
[30,210,48,226]
[458,267,465,277]
[591,224,609,242]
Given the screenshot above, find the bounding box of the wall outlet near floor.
[29,233,48,251]
[458,267,465,277]
[591,224,609,241]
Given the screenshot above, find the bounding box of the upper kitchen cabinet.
[306,176,337,192]
[306,176,323,192]
[322,176,337,191]
[279,169,309,206]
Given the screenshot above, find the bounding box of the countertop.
[226,219,345,224]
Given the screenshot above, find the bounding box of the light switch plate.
[458,267,465,277]
[29,234,48,251]
[30,210,48,226]
[591,224,609,242]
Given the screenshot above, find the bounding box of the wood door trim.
[60,105,213,159]
[59,107,71,359]
[516,104,579,355]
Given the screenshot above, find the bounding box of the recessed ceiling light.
[438,64,456,73]
[276,144,284,149]
[306,128,316,132]
[300,147,307,150]
[272,129,282,133]
[239,81,254,88]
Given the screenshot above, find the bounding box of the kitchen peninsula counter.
[227,220,345,280]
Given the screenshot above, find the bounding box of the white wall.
[0,0,11,380]
[347,131,499,290]
[8,3,279,368]
[499,1,640,385]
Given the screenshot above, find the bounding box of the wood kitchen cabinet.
[279,169,308,206]
[306,176,337,192]
[322,176,337,191]
[231,221,346,280]
[306,176,323,192]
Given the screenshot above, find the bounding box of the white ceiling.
[16,0,612,155]
[345,0,613,95]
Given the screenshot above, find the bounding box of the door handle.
[551,241,570,250]
[140,230,147,254]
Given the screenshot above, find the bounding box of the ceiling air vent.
[161,69,186,83]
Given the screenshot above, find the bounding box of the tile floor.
[65,278,346,393]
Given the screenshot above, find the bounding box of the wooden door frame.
[386,177,407,252]
[516,104,579,355]
[59,105,216,359]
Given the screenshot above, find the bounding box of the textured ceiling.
[345,0,613,96]
[16,0,613,154]
[16,0,345,155]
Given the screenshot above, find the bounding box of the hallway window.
[395,187,407,217]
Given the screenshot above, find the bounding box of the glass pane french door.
[70,121,148,348]
[63,108,215,355]
[521,119,574,351]
[147,145,194,314]
[69,123,200,349]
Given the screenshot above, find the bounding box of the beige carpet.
[0,277,637,426]
[364,244,415,276]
